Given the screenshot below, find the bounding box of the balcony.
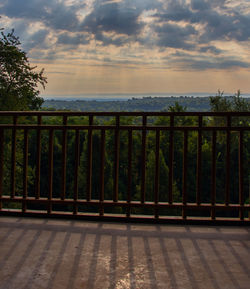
[0,111,250,223]
[0,111,250,288]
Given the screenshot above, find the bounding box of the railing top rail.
[0,111,250,117]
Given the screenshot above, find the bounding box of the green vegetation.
[0,27,46,110]
[42,95,250,112]
[1,98,249,217]
[1,27,249,216]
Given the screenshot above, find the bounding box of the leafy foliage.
[0,28,46,110]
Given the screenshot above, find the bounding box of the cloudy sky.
[1,0,250,97]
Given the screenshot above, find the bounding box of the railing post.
[127,128,132,218]
[182,130,188,219]
[168,115,174,204]
[225,116,231,205]
[113,115,120,202]
[61,115,67,200]
[239,130,244,220]
[141,115,147,204]
[87,115,93,202]
[99,129,105,216]
[48,129,54,214]
[211,130,216,220]
[73,129,80,215]
[0,129,4,210]
[196,115,202,205]
[22,128,28,212]
[35,115,42,199]
[154,129,160,219]
[11,116,17,199]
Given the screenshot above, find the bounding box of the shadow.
[1,230,42,289]
[143,236,158,289]
[127,224,136,289]
[0,228,28,267]
[224,240,250,278]
[46,231,71,289]
[175,238,199,289]
[0,218,249,289]
[108,235,117,289]
[86,223,103,289]
[66,232,86,289]
[0,227,13,244]
[190,238,220,289]
[208,240,240,289]
[24,231,57,289]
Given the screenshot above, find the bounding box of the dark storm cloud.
[80,0,162,46]
[153,1,193,23]
[95,32,127,46]
[154,0,250,43]
[0,0,84,31]
[23,29,49,51]
[154,23,197,50]
[82,1,142,36]
[57,32,90,46]
[199,46,223,55]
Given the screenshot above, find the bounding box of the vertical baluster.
[0,129,4,210]
[141,115,147,203]
[211,130,216,220]
[99,129,105,216]
[168,115,174,204]
[73,129,80,215]
[35,115,42,199]
[239,130,244,220]
[11,116,17,199]
[113,115,120,202]
[61,116,67,200]
[182,130,188,219]
[225,116,231,205]
[22,128,28,212]
[196,115,202,205]
[154,129,160,219]
[248,175,250,220]
[127,129,132,218]
[87,115,93,201]
[48,129,54,214]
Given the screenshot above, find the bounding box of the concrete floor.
[0,217,249,289]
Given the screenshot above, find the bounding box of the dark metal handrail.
[0,111,249,223]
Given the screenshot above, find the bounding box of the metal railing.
[0,111,249,223]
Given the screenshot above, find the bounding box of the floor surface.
[0,216,249,289]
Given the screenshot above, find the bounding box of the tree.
[210,89,250,112]
[0,27,46,110]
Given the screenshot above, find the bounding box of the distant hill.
[42,96,250,112]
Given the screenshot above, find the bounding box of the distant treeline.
[42,96,246,112]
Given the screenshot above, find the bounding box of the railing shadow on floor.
[0,217,249,289]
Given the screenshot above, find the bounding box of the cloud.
[57,32,90,46]
[0,0,84,31]
[82,1,142,36]
[168,52,250,70]
[154,23,197,50]
[0,0,249,71]
[154,0,250,43]
[199,45,223,55]
[182,59,250,70]
[95,31,128,46]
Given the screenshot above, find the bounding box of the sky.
[1,0,250,98]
